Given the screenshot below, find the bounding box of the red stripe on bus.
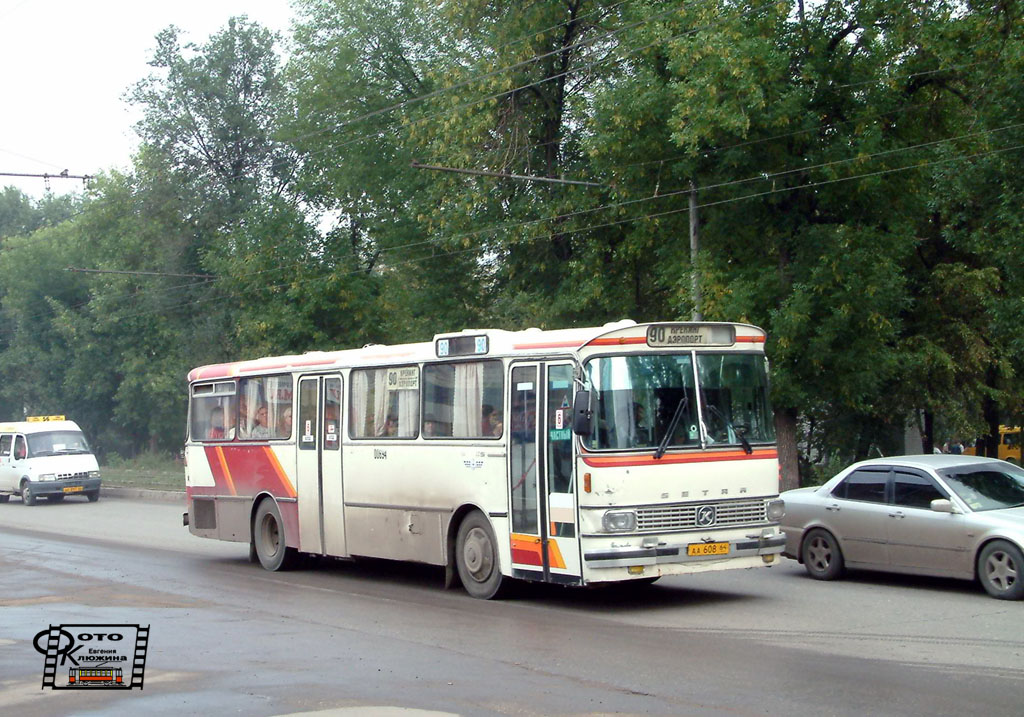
[581,449,778,468]
[735,335,766,343]
[586,336,648,346]
[201,445,296,498]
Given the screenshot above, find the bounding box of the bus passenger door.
[507,363,582,584]
[296,375,346,557]
[544,363,582,582]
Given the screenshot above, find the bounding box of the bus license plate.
[687,542,729,556]
[63,486,84,493]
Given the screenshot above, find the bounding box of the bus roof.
[187,320,767,382]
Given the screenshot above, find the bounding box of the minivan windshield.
[27,431,92,457]
[583,352,774,451]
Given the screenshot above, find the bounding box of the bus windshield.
[27,430,92,457]
[583,352,774,451]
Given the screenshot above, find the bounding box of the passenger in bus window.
[423,416,437,437]
[237,395,249,437]
[208,408,227,439]
[276,406,292,438]
[14,436,27,460]
[482,405,502,437]
[633,402,652,446]
[248,404,272,439]
[384,414,398,436]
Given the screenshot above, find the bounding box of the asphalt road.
[1,495,1022,716]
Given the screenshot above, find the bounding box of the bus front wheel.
[456,512,504,599]
[21,481,36,506]
[253,499,297,571]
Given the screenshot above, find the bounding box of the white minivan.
[0,417,102,505]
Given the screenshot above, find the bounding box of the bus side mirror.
[572,390,592,436]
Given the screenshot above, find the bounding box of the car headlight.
[766,499,785,521]
[38,473,56,482]
[602,510,637,532]
[88,470,101,478]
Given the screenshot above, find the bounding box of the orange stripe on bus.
[581,449,778,468]
[262,446,297,498]
[215,447,237,495]
[510,534,566,570]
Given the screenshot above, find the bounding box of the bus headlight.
[602,510,636,532]
[38,473,56,482]
[88,470,101,478]
[767,499,785,521]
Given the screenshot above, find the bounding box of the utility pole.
[689,180,702,321]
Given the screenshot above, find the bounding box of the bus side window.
[0,434,12,458]
[14,435,27,460]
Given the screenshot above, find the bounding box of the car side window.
[892,470,946,509]
[833,469,888,503]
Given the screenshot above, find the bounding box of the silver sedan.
[781,455,1024,600]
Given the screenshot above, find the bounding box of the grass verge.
[101,454,184,491]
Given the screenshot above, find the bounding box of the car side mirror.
[930,498,958,514]
[572,390,592,436]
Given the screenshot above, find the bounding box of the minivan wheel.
[21,481,36,506]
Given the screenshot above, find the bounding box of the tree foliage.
[0,1,1021,472]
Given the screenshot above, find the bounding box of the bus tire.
[253,499,297,571]
[86,491,100,502]
[21,481,36,506]
[801,528,844,580]
[0,494,10,503]
[47,494,65,503]
[455,511,504,599]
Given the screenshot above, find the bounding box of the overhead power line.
[410,162,603,187]
[65,268,213,279]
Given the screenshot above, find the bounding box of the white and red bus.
[184,321,784,598]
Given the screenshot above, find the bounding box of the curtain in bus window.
[240,379,264,438]
[373,369,388,436]
[397,387,419,437]
[597,357,635,450]
[453,363,484,438]
[350,370,369,438]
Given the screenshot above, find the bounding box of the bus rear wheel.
[253,499,297,571]
[456,512,504,599]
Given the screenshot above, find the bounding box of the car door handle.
[888,511,905,519]
[825,504,841,512]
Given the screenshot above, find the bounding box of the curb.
[101,486,185,503]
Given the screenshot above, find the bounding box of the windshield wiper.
[705,404,752,454]
[655,394,689,460]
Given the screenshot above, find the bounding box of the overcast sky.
[0,0,295,200]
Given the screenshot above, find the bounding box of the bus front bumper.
[583,530,786,568]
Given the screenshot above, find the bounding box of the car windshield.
[26,431,92,457]
[582,352,774,451]
[939,463,1024,511]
